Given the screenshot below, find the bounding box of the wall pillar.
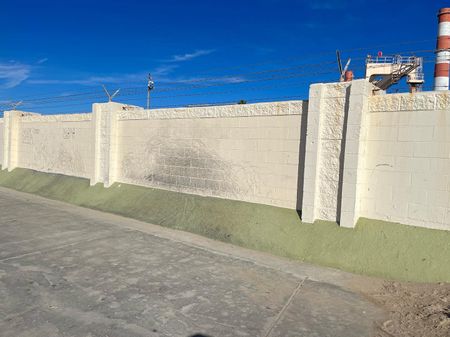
[301,80,372,227]
[339,80,373,228]
[2,110,22,171]
[301,84,325,223]
[301,82,351,223]
[91,102,121,187]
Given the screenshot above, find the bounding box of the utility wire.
[5,60,341,104]
[10,67,345,108]
[181,39,438,75]
[2,39,435,101]
[0,43,443,110]
[14,73,342,110]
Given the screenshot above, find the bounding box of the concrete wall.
[116,101,306,209]
[16,114,93,179]
[0,118,3,166]
[1,80,449,231]
[302,82,351,223]
[359,92,450,231]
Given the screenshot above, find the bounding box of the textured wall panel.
[116,101,307,209]
[17,114,93,178]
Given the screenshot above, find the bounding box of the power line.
[2,39,435,100]
[5,60,341,104]
[9,67,345,108]
[1,92,309,112]
[180,38,438,76]
[0,43,443,111]
[14,75,338,110]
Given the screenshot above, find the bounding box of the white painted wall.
[359,92,450,230]
[0,119,3,166]
[1,84,449,231]
[116,101,306,209]
[16,114,93,179]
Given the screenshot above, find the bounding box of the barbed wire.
[0,42,446,114]
[1,44,440,104]
[14,67,373,111]
[1,68,344,109]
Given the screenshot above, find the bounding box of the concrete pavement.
[0,187,385,336]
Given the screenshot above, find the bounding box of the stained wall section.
[116,101,306,209]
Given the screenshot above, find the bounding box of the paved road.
[0,187,384,337]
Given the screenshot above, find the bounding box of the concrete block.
[339,211,356,228]
[433,127,450,142]
[323,82,350,98]
[367,126,398,141]
[410,94,435,111]
[308,83,324,98]
[435,93,450,110]
[414,142,450,158]
[426,206,446,224]
[369,111,398,127]
[429,158,450,174]
[394,157,430,173]
[317,207,337,221]
[398,126,434,142]
[319,191,338,209]
[427,190,450,208]
[412,172,448,191]
[364,154,394,170]
[369,96,387,112]
[301,208,315,223]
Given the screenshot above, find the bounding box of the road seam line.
[0,235,115,263]
[261,277,308,337]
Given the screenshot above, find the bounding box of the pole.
[147,73,154,110]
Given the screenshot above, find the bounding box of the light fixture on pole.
[147,73,155,110]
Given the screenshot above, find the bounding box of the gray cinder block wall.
[1,79,449,230]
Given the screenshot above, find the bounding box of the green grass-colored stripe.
[0,167,449,283]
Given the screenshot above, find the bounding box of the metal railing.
[408,72,425,81]
[366,55,422,65]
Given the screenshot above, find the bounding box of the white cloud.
[27,64,180,86]
[37,58,48,64]
[27,71,246,87]
[152,64,179,76]
[25,48,241,88]
[167,49,215,62]
[28,73,146,86]
[0,62,31,88]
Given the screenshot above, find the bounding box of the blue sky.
[0,0,448,113]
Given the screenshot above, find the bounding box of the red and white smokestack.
[434,8,450,91]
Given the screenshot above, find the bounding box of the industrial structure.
[434,7,450,91]
[365,54,424,92]
[360,8,450,93]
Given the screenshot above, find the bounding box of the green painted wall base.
[0,168,449,283]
